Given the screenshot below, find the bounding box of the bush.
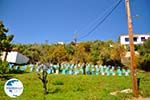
[138,39,150,71]
[0,60,9,74]
[52,80,64,85]
[49,86,62,94]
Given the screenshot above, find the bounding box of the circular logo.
[4,78,24,98]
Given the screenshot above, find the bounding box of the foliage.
[72,42,90,63]
[138,39,150,71]
[90,41,102,64]
[52,80,64,85]
[0,21,14,60]
[51,44,68,64]
[37,64,49,94]
[13,44,41,63]
[13,40,125,66]
[0,60,9,74]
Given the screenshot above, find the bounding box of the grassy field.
[0,71,150,100]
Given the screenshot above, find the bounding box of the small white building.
[57,42,64,45]
[1,51,29,64]
[120,34,150,62]
[120,34,150,45]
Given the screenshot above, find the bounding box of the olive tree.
[36,63,49,94]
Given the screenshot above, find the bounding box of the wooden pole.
[125,0,138,97]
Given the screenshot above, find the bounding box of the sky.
[0,0,150,44]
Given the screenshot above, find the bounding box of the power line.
[75,1,119,38]
[78,0,123,41]
[76,0,122,39]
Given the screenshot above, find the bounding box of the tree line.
[13,40,126,66]
[0,21,150,72]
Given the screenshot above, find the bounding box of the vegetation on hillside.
[12,38,150,72]
[138,39,150,71]
[13,40,126,67]
[0,21,149,73]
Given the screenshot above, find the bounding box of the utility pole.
[73,33,78,64]
[125,0,138,97]
[73,33,77,45]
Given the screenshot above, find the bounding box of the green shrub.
[49,86,62,94]
[73,85,84,92]
[52,80,64,85]
[0,60,9,74]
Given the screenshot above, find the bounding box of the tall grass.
[0,71,149,100]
